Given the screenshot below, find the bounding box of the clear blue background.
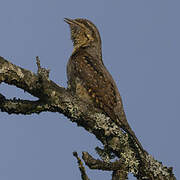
[0,0,179,179]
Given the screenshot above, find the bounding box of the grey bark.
[0,56,176,180]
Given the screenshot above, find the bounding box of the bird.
[64,18,144,153]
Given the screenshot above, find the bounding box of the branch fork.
[0,56,176,179]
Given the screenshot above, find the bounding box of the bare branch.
[0,56,176,179]
[73,152,90,180]
[82,151,127,171]
[36,56,50,79]
[0,95,52,115]
[0,56,42,98]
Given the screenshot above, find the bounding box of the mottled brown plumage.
[64,18,144,153]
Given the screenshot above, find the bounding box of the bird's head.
[64,18,102,52]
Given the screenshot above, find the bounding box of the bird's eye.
[84,33,89,40]
[84,33,94,42]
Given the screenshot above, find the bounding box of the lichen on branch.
[0,56,176,180]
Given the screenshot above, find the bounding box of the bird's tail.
[123,124,145,154]
[116,111,145,154]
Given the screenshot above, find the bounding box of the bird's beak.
[64,18,75,25]
[64,18,83,28]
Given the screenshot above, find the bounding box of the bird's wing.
[71,50,119,120]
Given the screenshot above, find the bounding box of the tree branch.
[0,56,176,179]
[73,152,90,180]
[82,151,127,171]
[0,95,52,115]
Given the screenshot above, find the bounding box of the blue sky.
[0,0,179,179]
